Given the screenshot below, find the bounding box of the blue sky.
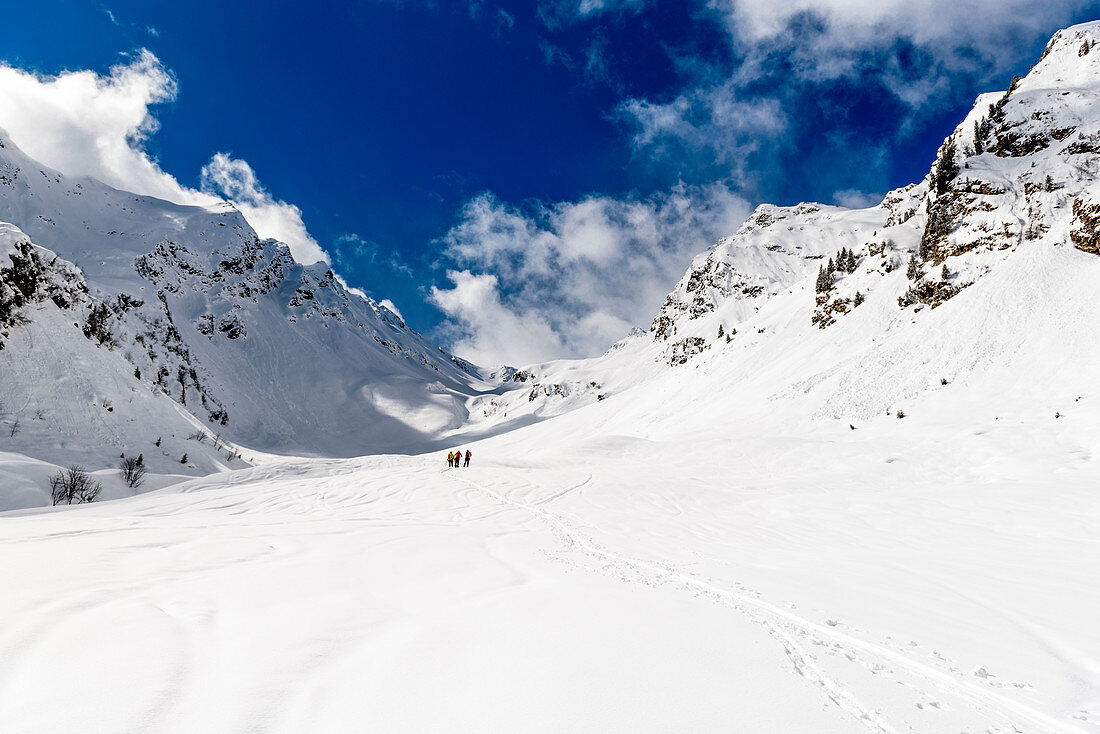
[1,1,1099,364]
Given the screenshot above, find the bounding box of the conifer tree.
[906,254,923,281]
[932,137,960,195]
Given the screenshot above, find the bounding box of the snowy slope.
[0,133,486,479]
[0,223,243,508]
[1,424,1096,733]
[1,20,1100,734]
[472,21,1100,438]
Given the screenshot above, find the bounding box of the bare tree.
[49,466,102,505]
[8,419,18,438]
[119,455,146,489]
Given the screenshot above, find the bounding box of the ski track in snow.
[446,470,1088,734]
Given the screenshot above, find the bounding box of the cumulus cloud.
[0,50,203,204]
[0,51,328,264]
[431,183,751,366]
[432,271,571,366]
[200,154,328,264]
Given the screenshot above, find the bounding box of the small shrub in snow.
[49,465,102,505]
[180,453,188,464]
[941,377,949,385]
[119,455,146,489]
[896,409,906,419]
[82,302,116,347]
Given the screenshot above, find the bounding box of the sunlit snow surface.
[4,20,1100,734]
[1,414,1098,733]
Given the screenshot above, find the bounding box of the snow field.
[2,423,1097,732]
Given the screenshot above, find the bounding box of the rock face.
[0,133,483,469]
[645,20,1100,351]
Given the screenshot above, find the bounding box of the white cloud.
[431,271,571,366]
[431,183,751,366]
[620,81,785,166]
[712,0,1093,57]
[379,299,405,322]
[833,188,882,209]
[0,50,202,205]
[0,51,328,265]
[540,0,648,22]
[702,1,1100,99]
[200,154,328,264]
[594,1,1097,165]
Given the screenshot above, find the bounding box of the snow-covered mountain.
[6,20,1100,508]
[473,21,1100,439]
[0,131,487,506]
[4,21,1100,734]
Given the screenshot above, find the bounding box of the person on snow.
[464,450,471,467]
[447,451,454,468]
[453,450,462,468]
